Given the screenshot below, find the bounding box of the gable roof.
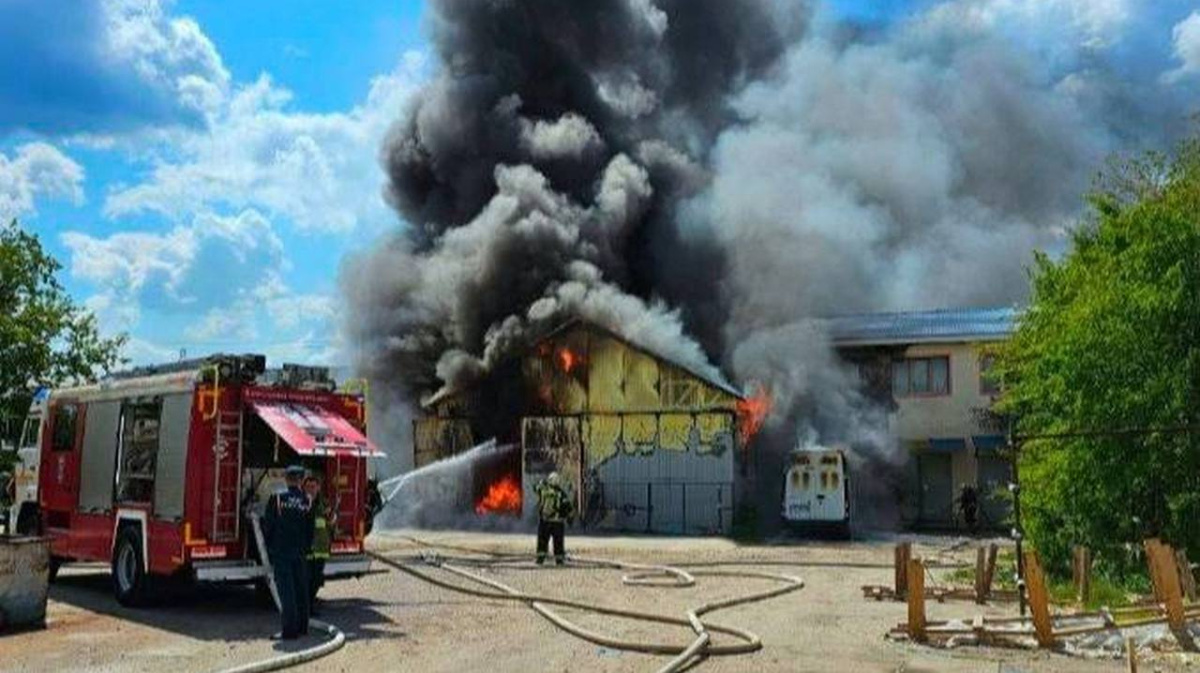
[538,318,744,399]
[826,307,1019,347]
[423,318,744,408]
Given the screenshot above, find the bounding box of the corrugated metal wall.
[416,322,743,534]
[591,434,734,534]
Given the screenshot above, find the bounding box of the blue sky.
[1,0,430,366]
[2,0,1199,368]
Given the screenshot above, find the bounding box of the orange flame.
[736,385,773,445]
[475,474,523,515]
[557,347,578,373]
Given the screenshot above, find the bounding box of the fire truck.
[9,354,383,606]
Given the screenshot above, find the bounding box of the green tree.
[995,138,1200,574]
[0,219,126,445]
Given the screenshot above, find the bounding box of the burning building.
[341,0,1182,536]
[415,319,757,534]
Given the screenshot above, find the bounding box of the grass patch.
[938,548,1145,609]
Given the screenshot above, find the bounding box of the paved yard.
[0,531,1185,672]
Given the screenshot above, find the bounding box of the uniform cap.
[285,465,307,478]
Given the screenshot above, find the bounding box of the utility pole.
[1007,419,1027,616]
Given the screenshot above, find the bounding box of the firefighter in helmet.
[534,471,574,565]
[304,474,332,615]
[263,465,313,639]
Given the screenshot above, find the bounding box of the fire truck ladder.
[212,409,243,542]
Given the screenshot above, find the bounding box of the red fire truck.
[13,354,383,606]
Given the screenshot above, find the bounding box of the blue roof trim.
[928,437,968,453]
[826,307,1018,345]
[972,435,1007,452]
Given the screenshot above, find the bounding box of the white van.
[782,446,849,536]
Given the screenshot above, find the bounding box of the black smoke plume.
[344,0,1198,522]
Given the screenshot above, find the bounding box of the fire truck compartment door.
[152,393,192,520]
[78,400,121,512]
[248,402,383,457]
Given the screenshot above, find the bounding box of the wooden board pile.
[888,538,1200,655]
[862,542,1017,604]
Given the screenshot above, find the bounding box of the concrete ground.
[0,531,1190,672]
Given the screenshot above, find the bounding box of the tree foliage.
[995,139,1200,573]
[0,219,126,441]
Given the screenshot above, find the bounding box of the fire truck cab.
[7,388,48,535]
[21,354,383,606]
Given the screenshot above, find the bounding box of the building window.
[892,357,950,397]
[979,354,1000,395]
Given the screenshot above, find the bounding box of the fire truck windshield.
[18,416,38,451]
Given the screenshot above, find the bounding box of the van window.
[50,405,77,452]
[116,399,163,504]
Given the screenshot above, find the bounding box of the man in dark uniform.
[534,472,574,565]
[263,465,313,639]
[958,484,979,533]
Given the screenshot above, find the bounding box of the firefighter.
[263,465,313,639]
[534,472,574,565]
[304,474,332,614]
[958,483,979,532]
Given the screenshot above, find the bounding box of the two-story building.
[828,307,1016,531]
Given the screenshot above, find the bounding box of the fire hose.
[209,515,346,673]
[366,538,805,673]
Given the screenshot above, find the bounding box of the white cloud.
[50,6,425,368]
[0,0,231,135]
[103,52,427,233]
[1165,11,1200,82]
[267,292,335,331]
[919,0,1133,50]
[65,207,342,365]
[122,336,181,366]
[63,208,283,310]
[0,143,85,222]
[103,0,231,118]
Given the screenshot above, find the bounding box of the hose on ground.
[368,538,805,673]
[209,515,347,673]
[213,619,345,673]
[381,532,967,569]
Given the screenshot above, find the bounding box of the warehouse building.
[414,319,746,534]
[828,307,1017,531]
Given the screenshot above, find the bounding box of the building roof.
[422,318,744,408]
[826,307,1018,347]
[542,319,745,399]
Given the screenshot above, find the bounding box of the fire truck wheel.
[112,527,151,607]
